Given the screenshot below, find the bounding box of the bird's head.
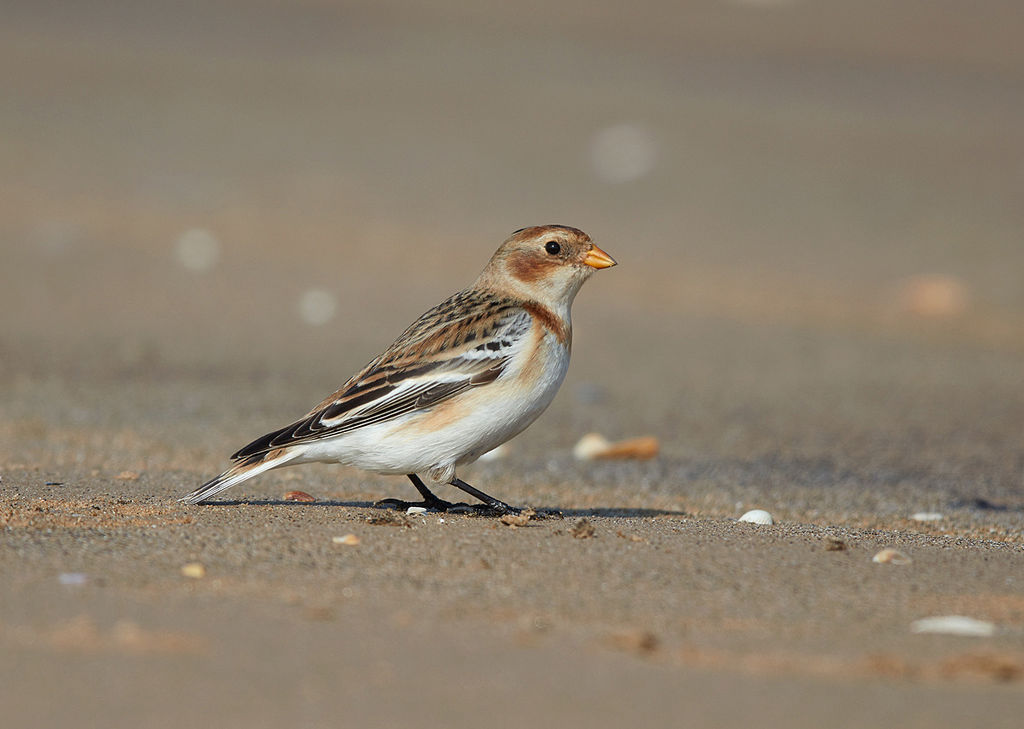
[477,225,616,311]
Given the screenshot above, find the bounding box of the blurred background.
[3,3,1024,725]
[2,0,1023,509]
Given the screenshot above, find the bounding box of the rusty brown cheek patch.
[508,254,561,285]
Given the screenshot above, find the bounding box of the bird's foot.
[461,501,519,516]
[447,477,520,516]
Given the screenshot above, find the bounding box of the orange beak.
[583,244,617,269]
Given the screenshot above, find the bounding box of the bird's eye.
[544,241,561,255]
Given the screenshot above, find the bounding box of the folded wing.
[231,291,531,460]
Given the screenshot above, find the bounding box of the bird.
[180,225,616,513]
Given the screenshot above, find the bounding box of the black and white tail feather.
[180,450,301,505]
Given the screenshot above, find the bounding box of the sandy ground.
[3,1,1024,726]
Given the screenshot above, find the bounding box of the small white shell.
[58,572,88,586]
[911,512,944,522]
[573,433,611,460]
[573,432,659,460]
[872,548,912,565]
[332,534,360,546]
[405,506,428,515]
[180,562,206,579]
[738,509,774,525]
[910,615,995,637]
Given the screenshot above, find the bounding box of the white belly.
[296,335,570,478]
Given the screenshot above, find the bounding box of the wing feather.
[231,292,530,461]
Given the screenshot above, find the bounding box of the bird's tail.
[179,449,300,504]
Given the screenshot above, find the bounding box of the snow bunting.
[180,225,616,513]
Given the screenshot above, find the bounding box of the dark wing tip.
[230,424,291,461]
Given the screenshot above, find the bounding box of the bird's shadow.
[549,507,688,518]
[204,499,377,508]
[195,500,687,518]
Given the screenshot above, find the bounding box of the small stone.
[180,562,206,579]
[940,653,1023,681]
[616,531,645,543]
[58,572,88,587]
[573,433,610,460]
[738,509,774,525]
[825,538,847,551]
[500,512,531,527]
[911,615,995,637]
[115,471,140,481]
[606,629,659,655]
[570,519,596,539]
[304,606,335,622]
[573,433,659,460]
[284,490,316,503]
[911,512,944,522]
[332,534,360,546]
[873,548,912,565]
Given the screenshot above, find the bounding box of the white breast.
[296,330,571,478]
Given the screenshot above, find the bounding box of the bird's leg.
[374,474,460,512]
[449,477,519,515]
[374,475,520,516]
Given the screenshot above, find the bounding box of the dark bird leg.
[374,474,519,515]
[374,474,458,512]
[449,477,518,515]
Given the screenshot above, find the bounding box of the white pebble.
[911,512,944,522]
[872,548,912,565]
[332,534,360,545]
[589,123,657,184]
[405,506,428,515]
[738,509,774,525]
[58,572,88,586]
[572,432,659,460]
[174,228,221,272]
[573,433,611,460]
[910,615,995,637]
[297,288,338,326]
[180,562,206,579]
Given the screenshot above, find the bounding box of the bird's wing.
[230,291,532,460]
